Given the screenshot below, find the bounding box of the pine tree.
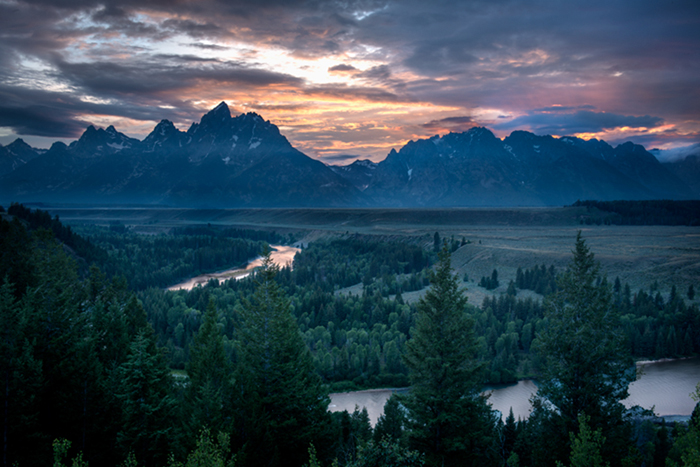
[233,252,331,467]
[534,232,633,465]
[116,329,175,467]
[401,245,496,467]
[184,298,232,439]
[0,279,42,467]
[374,394,405,444]
[558,414,610,467]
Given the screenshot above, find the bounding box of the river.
[167,245,300,291]
[329,357,700,426]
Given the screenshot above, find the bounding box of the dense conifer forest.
[1,204,699,467]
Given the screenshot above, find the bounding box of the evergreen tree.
[184,298,232,439]
[0,279,42,467]
[233,252,331,467]
[116,329,175,467]
[349,438,425,467]
[557,414,610,467]
[401,245,496,467]
[534,232,634,465]
[374,394,405,444]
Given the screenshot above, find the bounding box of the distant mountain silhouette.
[663,154,700,198]
[0,103,364,207]
[0,105,695,207]
[359,128,693,206]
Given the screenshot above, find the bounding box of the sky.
[0,0,698,163]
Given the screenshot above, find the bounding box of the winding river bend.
[330,357,700,426]
[167,245,300,291]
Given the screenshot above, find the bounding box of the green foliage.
[374,395,406,444]
[349,438,425,467]
[72,223,273,290]
[515,264,557,295]
[53,439,88,467]
[534,232,634,465]
[556,414,610,467]
[479,269,500,290]
[184,298,232,439]
[291,237,430,295]
[116,329,175,467]
[233,252,331,467]
[6,204,700,467]
[168,429,234,467]
[402,245,496,467]
[572,200,700,226]
[0,278,43,466]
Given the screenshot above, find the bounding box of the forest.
[572,199,700,226]
[1,203,699,467]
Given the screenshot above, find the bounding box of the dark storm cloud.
[422,116,475,132]
[329,64,359,73]
[494,110,664,135]
[0,0,698,151]
[55,59,303,97]
[304,84,409,103]
[0,103,89,138]
[153,54,221,63]
[161,18,232,40]
[360,65,391,79]
[0,84,192,137]
[187,43,230,50]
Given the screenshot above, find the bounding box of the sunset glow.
[0,0,698,161]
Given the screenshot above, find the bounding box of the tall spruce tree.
[116,329,175,467]
[184,298,232,440]
[533,232,634,465]
[0,279,42,467]
[233,252,331,467]
[402,245,496,467]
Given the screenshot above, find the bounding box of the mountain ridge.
[1,104,696,207]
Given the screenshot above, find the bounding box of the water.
[167,245,300,291]
[329,357,700,425]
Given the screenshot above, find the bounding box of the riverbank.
[329,357,700,425]
[166,245,300,291]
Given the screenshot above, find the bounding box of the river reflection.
[167,245,300,291]
[329,357,700,425]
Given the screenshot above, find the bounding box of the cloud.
[0,104,89,138]
[0,0,698,156]
[649,143,700,163]
[328,64,359,74]
[319,153,364,164]
[494,110,664,135]
[422,116,475,132]
[304,84,410,103]
[161,18,232,40]
[531,105,596,113]
[55,59,304,98]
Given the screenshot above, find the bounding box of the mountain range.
[1,103,697,207]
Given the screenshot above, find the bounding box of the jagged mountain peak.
[203,101,232,121]
[69,124,140,157]
[143,119,185,152]
[50,141,68,151]
[5,138,36,154]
